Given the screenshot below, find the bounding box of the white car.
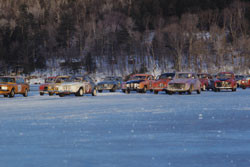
[56,76,97,97]
[166,72,201,95]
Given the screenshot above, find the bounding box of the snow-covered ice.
[0,87,250,167]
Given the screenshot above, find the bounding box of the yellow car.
[0,76,30,98]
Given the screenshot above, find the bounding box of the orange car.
[0,76,30,98]
[121,74,154,93]
[152,73,175,94]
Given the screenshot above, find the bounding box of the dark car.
[197,73,213,91]
[97,76,123,92]
[235,75,245,87]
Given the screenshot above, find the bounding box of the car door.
[16,77,23,94]
[148,76,153,89]
[83,76,92,93]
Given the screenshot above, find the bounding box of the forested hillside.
[0,0,250,76]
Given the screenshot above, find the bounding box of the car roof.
[218,72,234,74]
[176,72,196,74]
[132,74,152,77]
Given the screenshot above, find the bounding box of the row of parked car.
[0,72,249,98]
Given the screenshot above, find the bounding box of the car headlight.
[1,86,8,90]
[126,84,130,87]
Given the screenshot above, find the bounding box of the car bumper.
[167,88,189,92]
[215,86,233,89]
[153,88,166,91]
[0,90,10,95]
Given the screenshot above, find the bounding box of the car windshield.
[131,76,146,80]
[45,78,56,83]
[235,75,244,80]
[159,73,175,79]
[103,77,115,81]
[70,77,83,82]
[197,74,208,79]
[176,73,192,79]
[55,77,69,83]
[0,77,15,83]
[217,73,232,79]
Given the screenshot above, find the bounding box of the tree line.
[0,0,250,76]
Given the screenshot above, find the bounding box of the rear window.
[0,77,15,83]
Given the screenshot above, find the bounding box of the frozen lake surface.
[0,87,250,167]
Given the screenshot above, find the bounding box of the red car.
[241,75,250,89]
[152,73,175,94]
[214,72,237,92]
[197,73,213,91]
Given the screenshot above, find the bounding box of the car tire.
[92,88,97,96]
[168,91,173,95]
[59,94,65,97]
[188,85,193,95]
[40,92,44,96]
[9,89,15,98]
[23,89,28,97]
[142,86,147,93]
[110,86,117,92]
[242,86,246,89]
[154,90,158,94]
[4,95,8,98]
[98,90,103,93]
[49,92,54,96]
[76,88,84,96]
[232,88,237,92]
[202,85,206,91]
[125,89,130,94]
[197,88,201,94]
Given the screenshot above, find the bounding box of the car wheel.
[125,89,130,94]
[92,88,97,96]
[188,85,193,95]
[98,90,103,93]
[40,92,44,96]
[232,88,237,92]
[150,89,153,93]
[178,92,183,95]
[9,89,15,98]
[49,92,54,96]
[143,86,147,93]
[59,94,65,97]
[76,88,84,96]
[197,88,201,94]
[110,86,117,92]
[154,90,158,94]
[202,85,206,91]
[242,86,246,89]
[4,95,8,98]
[168,91,173,95]
[23,89,28,97]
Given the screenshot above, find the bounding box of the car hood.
[169,79,192,84]
[98,81,116,85]
[59,82,84,86]
[215,78,232,82]
[126,80,144,84]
